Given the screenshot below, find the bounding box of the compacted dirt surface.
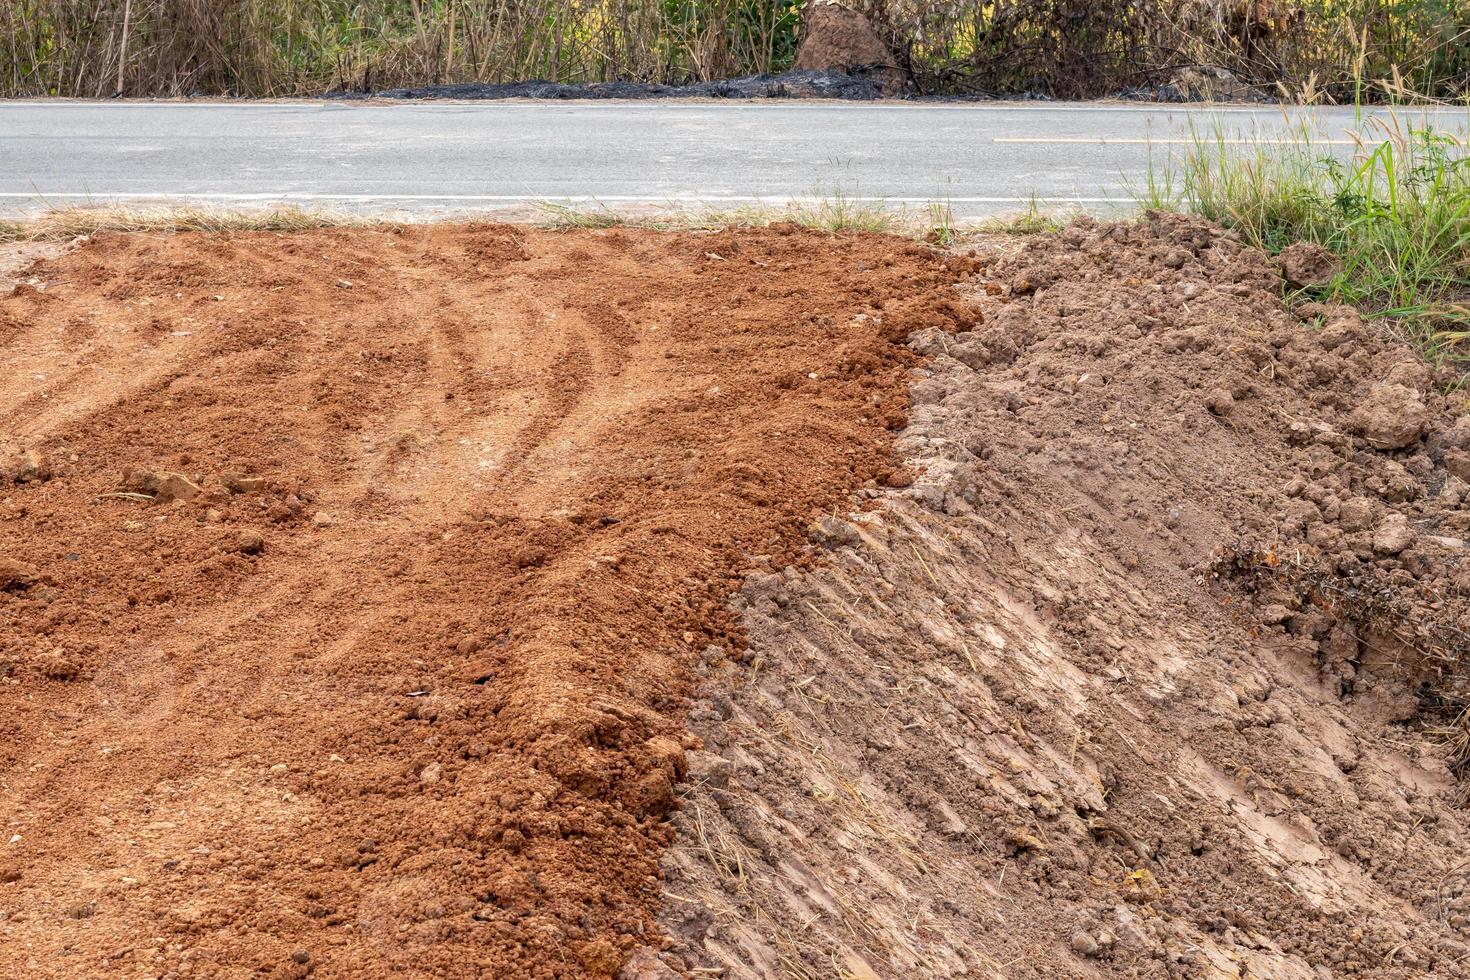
[0,224,973,978]
[4,215,1470,980]
[660,216,1470,979]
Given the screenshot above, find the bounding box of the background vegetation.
[3,0,1468,100]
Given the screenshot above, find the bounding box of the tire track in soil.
[0,225,976,978]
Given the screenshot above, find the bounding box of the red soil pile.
[0,225,974,978]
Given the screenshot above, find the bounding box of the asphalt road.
[1,100,1466,218]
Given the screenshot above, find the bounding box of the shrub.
[2,0,1467,100]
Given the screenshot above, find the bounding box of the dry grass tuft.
[0,196,1085,266]
[0,204,386,242]
[532,197,909,234]
[529,195,1058,242]
[0,198,1032,252]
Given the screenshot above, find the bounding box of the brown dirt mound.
[659,214,1470,977]
[792,2,907,96]
[0,225,975,978]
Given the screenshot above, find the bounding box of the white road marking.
[992,137,1360,144]
[0,192,1121,204]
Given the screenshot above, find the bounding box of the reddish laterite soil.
[0,225,974,978]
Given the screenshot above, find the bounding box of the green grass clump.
[783,193,906,235]
[1140,118,1470,358]
[974,197,1068,236]
[531,201,630,230]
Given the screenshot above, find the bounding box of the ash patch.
[327,65,1276,104]
[1116,66,1276,103]
[330,68,904,102]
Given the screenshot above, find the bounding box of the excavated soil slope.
[0,225,974,978]
[6,216,1470,980]
[660,215,1470,979]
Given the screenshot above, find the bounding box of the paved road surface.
[1,100,1466,218]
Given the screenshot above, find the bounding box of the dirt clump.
[1350,381,1431,449]
[660,213,1470,977]
[0,557,37,591]
[3,448,52,484]
[793,1,908,96]
[1278,240,1340,288]
[0,224,974,978]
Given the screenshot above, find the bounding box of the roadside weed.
[1140,114,1470,357]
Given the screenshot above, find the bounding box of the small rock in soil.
[618,948,680,980]
[234,531,265,555]
[686,751,734,789]
[220,471,267,494]
[122,468,203,502]
[1071,931,1101,957]
[1204,388,1235,416]
[154,472,202,503]
[14,450,51,483]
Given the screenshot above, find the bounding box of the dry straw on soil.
[0,204,382,243]
[0,197,981,243]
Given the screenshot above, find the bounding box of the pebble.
[235,531,265,555]
[15,450,50,483]
[220,471,267,494]
[686,751,734,789]
[152,472,202,504]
